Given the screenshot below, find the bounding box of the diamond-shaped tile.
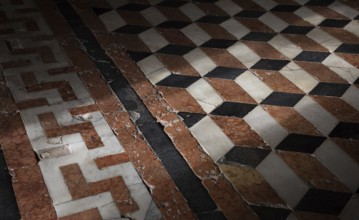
[251,206,291,220]
[200,39,237,49]
[242,32,277,42]
[156,74,200,88]
[127,51,152,62]
[329,122,359,140]
[211,102,257,118]
[261,92,304,107]
[117,3,150,11]
[294,51,330,62]
[276,133,326,153]
[271,5,301,12]
[305,0,335,6]
[178,112,206,128]
[223,146,271,167]
[198,211,226,220]
[335,44,359,54]
[113,25,150,34]
[281,26,314,35]
[319,19,351,28]
[309,82,350,97]
[234,10,265,19]
[196,15,230,24]
[156,1,188,7]
[157,44,195,56]
[251,59,290,71]
[205,66,246,79]
[157,20,191,29]
[295,189,352,215]
[91,7,112,16]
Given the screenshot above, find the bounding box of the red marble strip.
[95,153,131,169]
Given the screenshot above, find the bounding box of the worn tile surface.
[1,0,359,219]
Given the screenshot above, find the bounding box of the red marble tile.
[197,23,236,40]
[194,2,229,16]
[284,34,328,52]
[295,61,347,83]
[157,54,200,76]
[235,18,274,32]
[322,27,359,44]
[273,12,313,26]
[201,48,246,68]
[232,0,265,11]
[59,208,102,220]
[336,53,359,69]
[307,6,349,20]
[95,153,130,169]
[332,138,359,164]
[156,28,196,47]
[243,41,288,60]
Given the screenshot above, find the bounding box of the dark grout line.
[54,0,225,217]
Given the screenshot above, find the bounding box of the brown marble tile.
[332,138,359,164]
[201,48,246,68]
[157,6,191,22]
[95,153,130,169]
[157,54,200,76]
[279,151,350,192]
[59,208,102,220]
[252,69,304,94]
[117,35,151,52]
[263,106,320,136]
[211,115,269,148]
[117,11,151,27]
[295,61,347,83]
[156,28,196,47]
[295,211,340,220]
[273,12,313,26]
[157,86,204,113]
[235,18,274,32]
[311,96,359,123]
[283,34,328,52]
[220,164,287,207]
[273,0,299,5]
[194,2,229,16]
[336,53,359,69]
[16,98,49,109]
[232,0,265,11]
[69,104,99,116]
[307,6,349,20]
[321,27,359,44]
[207,78,257,103]
[197,23,236,40]
[243,41,288,60]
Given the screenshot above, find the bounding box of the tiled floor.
[1,0,359,219]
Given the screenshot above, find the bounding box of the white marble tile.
[315,139,359,192]
[295,6,325,25]
[183,48,217,76]
[187,79,223,113]
[190,116,234,161]
[340,196,359,220]
[139,28,169,52]
[141,7,166,26]
[259,12,288,32]
[98,10,125,32]
[286,213,299,220]
[344,21,359,37]
[342,85,359,111]
[269,35,302,59]
[235,70,273,103]
[181,23,211,46]
[215,0,242,16]
[227,42,261,68]
[280,62,319,93]
[329,1,359,19]
[253,0,277,10]
[146,67,171,85]
[294,96,338,135]
[180,3,205,21]
[257,152,309,208]
[322,54,359,83]
[307,28,342,52]
[220,18,249,40]
[244,106,288,148]
[137,55,165,75]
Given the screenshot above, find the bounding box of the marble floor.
[0,0,359,219]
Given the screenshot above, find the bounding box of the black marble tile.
[113,25,150,34]
[157,44,195,56]
[91,7,112,16]
[294,51,330,62]
[196,15,230,24]
[200,39,237,49]
[211,102,257,118]
[355,15,359,20]
[127,51,152,62]
[242,32,277,42]
[193,0,218,2]
[281,25,314,35]
[251,59,290,71]
[156,74,200,88]
[309,82,350,97]
[271,5,301,12]
[205,66,246,79]
[295,189,352,215]
[261,92,304,107]
[157,20,191,29]
[319,19,351,28]
[234,10,266,18]
[197,211,227,220]
[157,1,188,7]
[305,0,335,6]
[251,206,291,220]
[117,3,150,11]
[224,146,271,167]
[329,122,359,140]
[276,133,326,153]
[335,43,359,54]
[355,77,359,85]
[178,112,206,128]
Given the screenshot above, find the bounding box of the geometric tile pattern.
[94,0,359,219]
